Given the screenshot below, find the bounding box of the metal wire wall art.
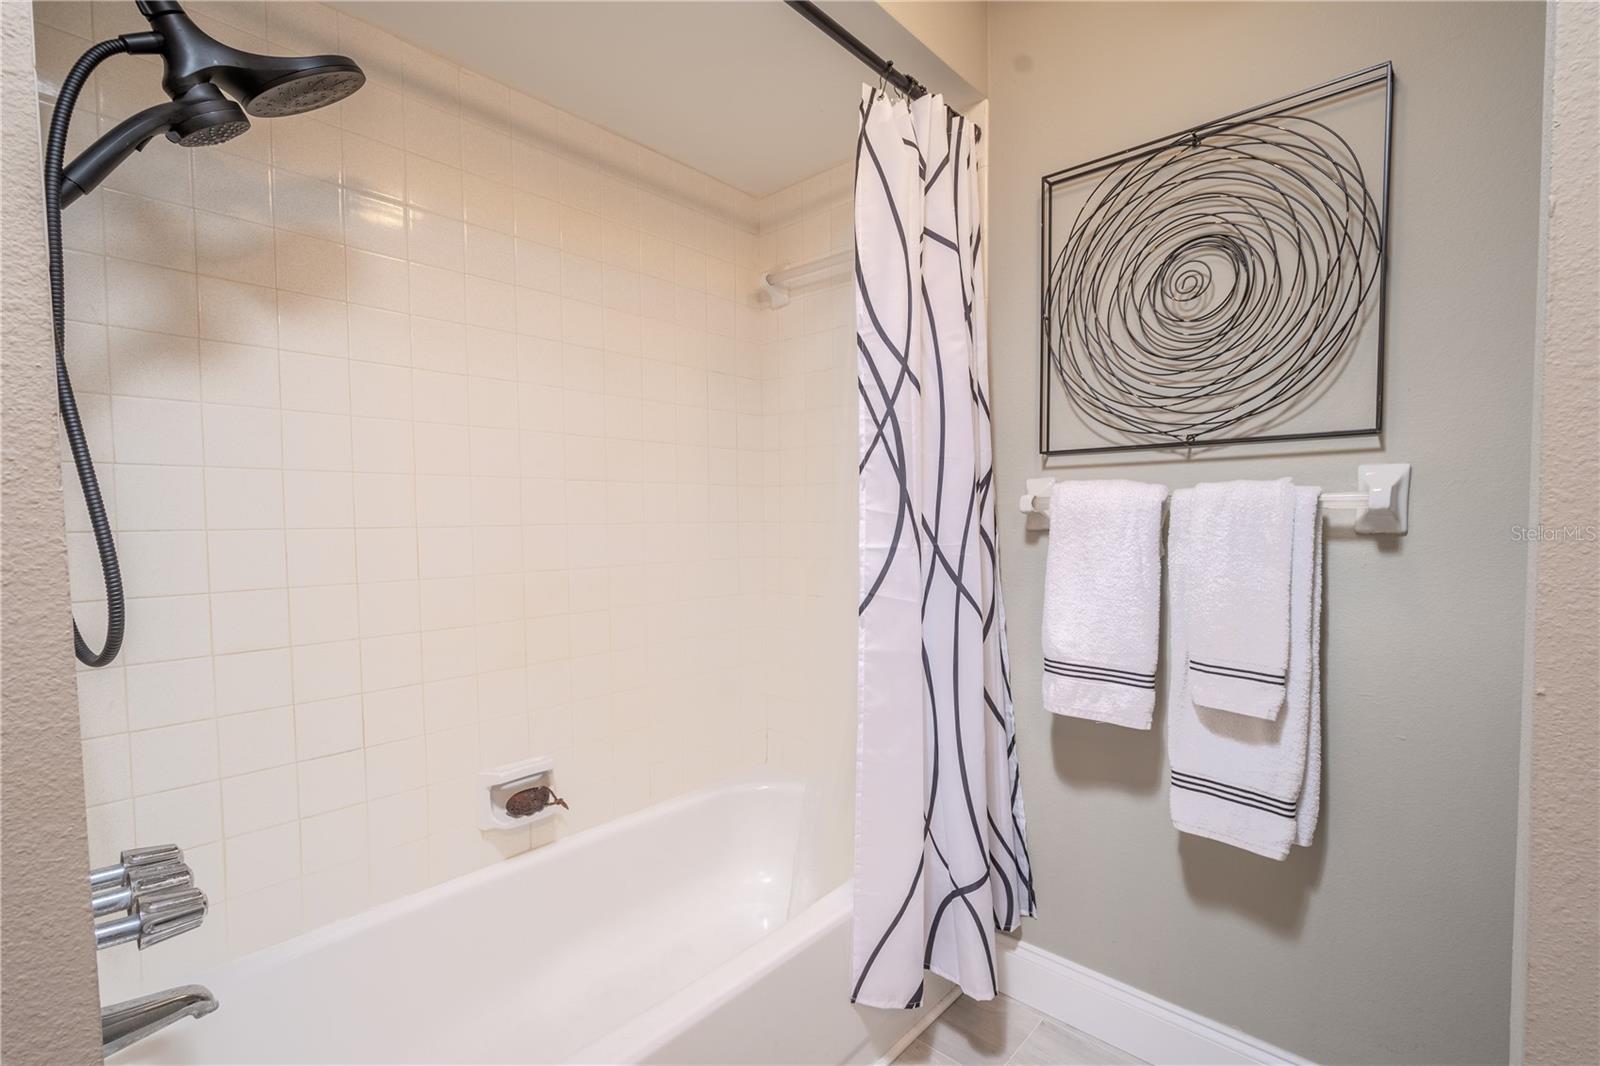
[1039,63,1393,456]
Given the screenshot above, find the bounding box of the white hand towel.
[1042,480,1169,729]
[1184,478,1297,719]
[1166,485,1323,860]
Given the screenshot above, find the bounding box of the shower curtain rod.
[783,0,981,142]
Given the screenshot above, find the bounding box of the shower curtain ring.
[879,65,905,103]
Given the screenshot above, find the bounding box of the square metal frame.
[1038,62,1395,457]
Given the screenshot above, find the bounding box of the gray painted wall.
[985,4,1546,1062]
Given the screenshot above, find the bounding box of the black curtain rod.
[784,0,981,142]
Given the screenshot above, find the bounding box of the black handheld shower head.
[136,0,366,118]
[60,84,247,206]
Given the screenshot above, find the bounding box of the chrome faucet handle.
[95,885,208,950]
[102,984,219,1055]
[89,843,183,889]
[135,885,209,948]
[90,858,193,917]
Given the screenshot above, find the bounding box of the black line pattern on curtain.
[851,89,1035,1010]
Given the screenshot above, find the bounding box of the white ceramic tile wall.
[749,170,860,902]
[36,0,860,997]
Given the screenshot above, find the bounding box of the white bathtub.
[111,779,950,1065]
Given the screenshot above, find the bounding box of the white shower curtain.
[851,87,1034,1010]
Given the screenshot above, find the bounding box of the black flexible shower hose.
[48,37,130,667]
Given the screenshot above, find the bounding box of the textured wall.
[0,2,104,1062]
[1523,2,1599,1061]
[984,4,1545,1062]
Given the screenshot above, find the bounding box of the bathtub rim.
[168,774,806,993]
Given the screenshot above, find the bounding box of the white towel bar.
[1019,463,1411,535]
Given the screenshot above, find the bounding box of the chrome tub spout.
[101,984,219,1056]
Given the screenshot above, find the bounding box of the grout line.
[393,105,427,875]
[183,143,229,946]
[255,137,305,952]
[86,134,142,880]
[1000,1014,1045,1066]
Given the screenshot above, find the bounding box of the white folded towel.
[1167,485,1323,859]
[1184,478,1297,719]
[1042,480,1169,729]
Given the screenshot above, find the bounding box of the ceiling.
[337,1,979,196]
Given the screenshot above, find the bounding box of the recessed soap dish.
[479,756,558,831]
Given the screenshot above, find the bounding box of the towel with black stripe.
[1166,484,1324,859]
[1042,480,1168,729]
[1180,478,1298,720]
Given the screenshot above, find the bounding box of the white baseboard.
[997,939,1310,1065]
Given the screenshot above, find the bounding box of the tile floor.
[894,993,1144,1066]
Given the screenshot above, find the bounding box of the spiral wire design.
[1046,116,1383,445]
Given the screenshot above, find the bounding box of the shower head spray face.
[228,63,367,118]
[170,110,250,147]
[164,82,250,146]
[136,1,365,118]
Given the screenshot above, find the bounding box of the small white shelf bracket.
[758,272,791,309]
[758,249,853,308]
[1019,463,1412,535]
